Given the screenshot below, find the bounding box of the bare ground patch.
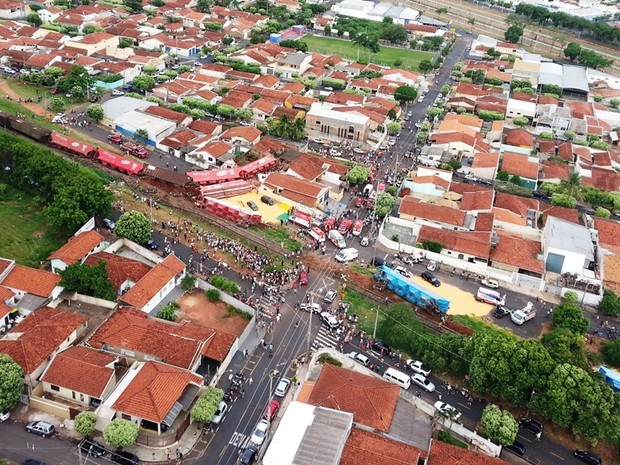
[177,289,248,337]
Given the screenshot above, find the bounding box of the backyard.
[301,35,433,70]
[0,186,66,267]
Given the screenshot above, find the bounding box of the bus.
[476,287,506,306]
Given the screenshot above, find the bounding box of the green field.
[0,186,66,267]
[302,35,433,70]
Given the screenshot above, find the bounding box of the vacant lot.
[302,35,433,70]
[177,290,249,336]
[0,186,65,267]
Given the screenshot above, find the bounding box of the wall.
[30,384,72,420]
[42,382,90,407]
[73,293,117,309]
[106,238,161,263]
[545,246,586,274]
[561,287,603,306]
[493,220,542,241]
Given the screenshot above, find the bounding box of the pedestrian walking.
[248,377,253,385]
[176,448,181,459]
[536,431,541,441]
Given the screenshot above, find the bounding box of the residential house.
[506,98,537,122]
[64,32,120,56]
[0,0,25,19]
[220,126,262,146]
[159,129,201,158]
[306,102,370,146]
[262,172,330,210]
[488,230,544,277]
[471,152,500,181]
[286,154,349,200]
[271,52,312,78]
[83,252,151,295]
[428,440,508,465]
[49,230,106,273]
[186,140,235,169]
[540,160,569,184]
[41,346,117,408]
[0,307,87,393]
[543,216,597,276]
[0,263,63,308]
[500,152,539,189]
[103,361,202,435]
[429,132,490,158]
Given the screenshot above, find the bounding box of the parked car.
[274,378,291,397]
[574,450,602,465]
[519,418,543,435]
[247,201,259,211]
[211,401,228,425]
[320,312,340,330]
[250,419,269,446]
[421,271,441,287]
[146,239,159,250]
[103,218,115,230]
[299,302,321,313]
[434,401,461,421]
[110,451,140,465]
[238,446,258,465]
[411,373,435,392]
[371,257,386,267]
[493,305,511,319]
[311,138,324,144]
[481,279,499,289]
[504,440,526,456]
[25,421,55,438]
[360,236,369,247]
[324,289,337,303]
[371,341,391,355]
[299,271,309,286]
[260,195,274,205]
[347,351,370,366]
[107,134,123,144]
[263,399,280,421]
[0,410,10,422]
[406,360,431,376]
[111,90,125,96]
[79,439,107,457]
[395,266,412,278]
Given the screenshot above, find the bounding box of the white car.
[111,90,124,96]
[353,148,365,154]
[274,378,291,397]
[411,373,435,392]
[395,266,413,278]
[407,360,431,377]
[320,311,340,330]
[0,411,9,422]
[481,279,499,289]
[335,248,359,262]
[250,419,269,446]
[311,138,324,144]
[347,352,370,366]
[211,401,228,425]
[434,401,461,421]
[331,150,342,157]
[299,302,321,314]
[324,289,337,303]
[360,236,369,247]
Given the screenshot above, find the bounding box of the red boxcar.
[49,131,97,157]
[96,149,144,175]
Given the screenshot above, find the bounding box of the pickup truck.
[510,302,535,325]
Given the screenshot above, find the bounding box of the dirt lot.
[177,289,248,336]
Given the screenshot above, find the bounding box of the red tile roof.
[461,190,494,211]
[113,361,202,423]
[42,346,116,398]
[541,160,569,181]
[489,231,543,274]
[48,230,104,265]
[143,105,188,124]
[83,252,151,292]
[220,126,262,143]
[1,265,61,298]
[475,212,495,231]
[504,128,534,148]
[0,258,13,276]
[428,439,509,465]
[88,307,219,369]
[399,197,467,227]
[201,330,236,362]
[472,152,499,169]
[595,217,620,247]
[287,154,327,181]
[494,192,539,219]
[121,255,186,310]
[418,226,491,258]
[306,364,399,432]
[540,204,580,225]
[449,181,492,195]
[340,428,423,465]
[566,101,594,119]
[0,307,86,374]
[264,172,326,206]
[501,152,539,179]
[585,167,620,192]
[412,175,450,190]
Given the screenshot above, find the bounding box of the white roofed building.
[306,102,372,147]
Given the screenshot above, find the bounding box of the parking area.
[225,192,290,224]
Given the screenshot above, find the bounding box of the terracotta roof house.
[107,360,202,434]
[49,230,105,272]
[595,217,620,248]
[263,172,330,210]
[120,254,186,313]
[504,128,535,149]
[0,307,87,390]
[306,364,399,432]
[418,226,492,260]
[428,440,509,465]
[340,428,424,465]
[1,264,62,301]
[539,204,580,225]
[501,152,539,186]
[460,190,494,212]
[489,231,544,275]
[87,307,235,371]
[540,160,569,184]
[41,346,117,407]
[429,132,490,156]
[585,167,620,192]
[399,197,470,229]
[186,141,235,169]
[159,128,201,157]
[471,152,500,181]
[492,192,539,227]
[220,126,262,146]
[83,252,151,294]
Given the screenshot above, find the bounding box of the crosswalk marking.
[312,325,339,350]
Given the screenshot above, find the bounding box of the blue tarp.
[380,266,450,313]
[598,366,620,392]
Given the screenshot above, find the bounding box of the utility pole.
[306,293,313,359]
[372,308,378,339]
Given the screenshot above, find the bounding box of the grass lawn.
[260,226,302,252]
[0,186,66,267]
[343,288,386,334]
[302,35,433,70]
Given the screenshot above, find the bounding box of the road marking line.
[550,452,565,461]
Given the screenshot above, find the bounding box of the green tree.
[513,116,529,127]
[181,274,196,292]
[509,175,522,186]
[234,108,253,120]
[191,387,225,423]
[551,193,576,209]
[577,49,613,70]
[480,404,518,446]
[103,419,139,448]
[595,207,611,219]
[504,25,524,43]
[26,13,42,27]
[56,66,93,94]
[552,303,589,334]
[380,24,408,44]
[0,354,23,412]
[599,289,620,317]
[345,166,370,185]
[394,85,418,103]
[419,60,434,74]
[59,260,117,301]
[421,240,443,253]
[386,121,401,134]
[610,98,620,109]
[496,170,510,182]
[114,210,152,245]
[279,39,308,52]
[196,0,212,12]
[440,84,451,96]
[157,302,178,321]
[134,128,149,141]
[324,25,331,36]
[206,288,221,302]
[564,43,582,61]
[45,66,65,79]
[74,412,97,438]
[123,0,143,12]
[601,339,620,367]
[86,104,104,122]
[436,7,448,14]
[559,173,583,201]
[377,303,425,355]
[542,327,588,368]
[222,36,234,46]
[50,97,66,112]
[131,75,156,92]
[375,193,396,218]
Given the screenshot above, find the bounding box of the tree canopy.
[552,303,590,334]
[481,404,518,446]
[103,419,139,447]
[74,412,97,437]
[504,25,524,43]
[346,166,370,186]
[191,387,224,423]
[394,85,418,103]
[0,354,23,412]
[59,259,117,301]
[114,211,152,245]
[375,193,396,218]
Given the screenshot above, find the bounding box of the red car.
[299,271,309,285]
[355,197,364,208]
[263,399,281,420]
[107,134,122,144]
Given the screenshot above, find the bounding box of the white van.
[383,367,411,389]
[335,247,359,262]
[328,230,346,249]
